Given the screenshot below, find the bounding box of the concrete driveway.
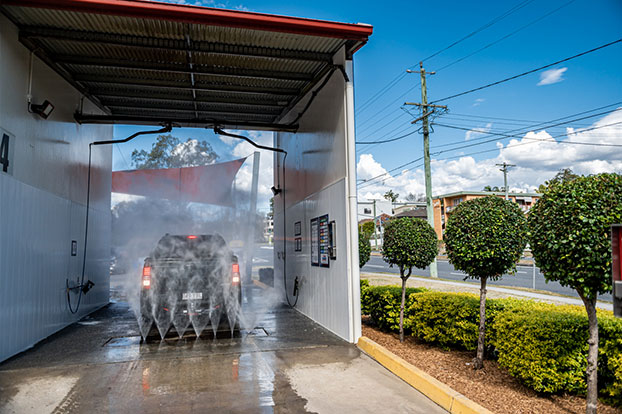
[0,284,446,414]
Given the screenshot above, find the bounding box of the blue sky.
[112,0,622,205]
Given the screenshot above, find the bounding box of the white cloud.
[472,98,485,107]
[465,123,492,140]
[357,109,622,200]
[357,154,387,180]
[538,67,568,86]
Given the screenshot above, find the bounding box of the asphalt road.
[250,245,614,303]
[362,255,614,302]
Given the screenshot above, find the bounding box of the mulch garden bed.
[361,317,620,414]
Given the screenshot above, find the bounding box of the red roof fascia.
[1,0,373,41]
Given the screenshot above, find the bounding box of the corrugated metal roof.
[0,0,372,130]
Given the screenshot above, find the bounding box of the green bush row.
[360,279,427,331]
[360,281,622,406]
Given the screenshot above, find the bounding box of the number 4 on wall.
[0,133,9,173]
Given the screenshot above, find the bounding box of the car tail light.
[142,265,151,289]
[187,235,197,239]
[232,263,240,285]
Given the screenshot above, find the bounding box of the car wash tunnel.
[0,1,447,413]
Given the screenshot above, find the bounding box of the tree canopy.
[383,218,438,273]
[359,221,375,239]
[131,134,219,169]
[528,172,622,414]
[384,189,399,203]
[444,196,527,280]
[359,232,371,268]
[537,168,578,193]
[528,173,621,299]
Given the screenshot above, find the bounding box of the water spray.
[213,127,299,307]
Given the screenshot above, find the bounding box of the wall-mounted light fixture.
[271,186,282,196]
[29,100,55,119]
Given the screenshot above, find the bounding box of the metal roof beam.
[55,54,315,82]
[103,102,280,116]
[95,92,285,108]
[20,26,334,63]
[75,75,300,96]
[74,113,299,132]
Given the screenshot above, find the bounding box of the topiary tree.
[444,196,527,369]
[359,231,371,269]
[528,173,622,414]
[359,220,375,239]
[382,217,438,342]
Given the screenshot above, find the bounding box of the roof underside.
[0,0,372,131]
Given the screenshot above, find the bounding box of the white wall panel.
[0,175,109,361]
[0,14,112,362]
[274,49,361,342]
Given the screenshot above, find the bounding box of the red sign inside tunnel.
[112,158,246,207]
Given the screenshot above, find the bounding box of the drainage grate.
[244,327,269,337]
[103,336,142,347]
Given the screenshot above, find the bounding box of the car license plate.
[182,292,202,300]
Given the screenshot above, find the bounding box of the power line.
[357,107,410,136]
[356,83,421,129]
[357,118,622,192]
[356,72,408,115]
[431,103,622,149]
[433,120,622,148]
[356,124,416,155]
[431,38,622,104]
[435,0,576,73]
[357,156,424,189]
[356,129,419,145]
[355,0,536,117]
[421,0,536,63]
[115,144,130,169]
[433,120,622,163]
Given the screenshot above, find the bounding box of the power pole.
[405,62,447,278]
[372,199,378,250]
[496,162,516,200]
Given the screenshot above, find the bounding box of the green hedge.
[360,282,622,406]
[360,279,426,332]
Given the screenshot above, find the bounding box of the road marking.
[366,264,386,268]
[450,272,465,276]
[260,246,274,250]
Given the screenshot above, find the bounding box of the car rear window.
[153,235,227,259]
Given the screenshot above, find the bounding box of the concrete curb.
[358,337,494,414]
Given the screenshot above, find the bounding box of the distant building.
[264,216,274,244]
[393,207,427,219]
[392,203,426,215]
[358,199,392,222]
[432,191,541,239]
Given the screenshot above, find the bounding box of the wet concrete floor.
[0,285,446,413]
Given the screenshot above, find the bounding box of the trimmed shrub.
[362,284,427,331]
[404,291,481,350]
[600,317,622,405]
[492,303,589,393]
[492,301,622,403]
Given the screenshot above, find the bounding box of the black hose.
[67,124,173,314]
[281,152,298,307]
